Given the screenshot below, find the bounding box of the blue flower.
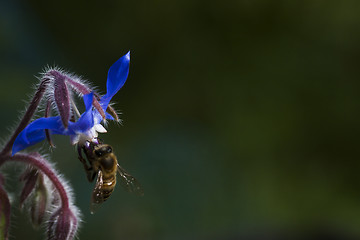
[12,52,130,155]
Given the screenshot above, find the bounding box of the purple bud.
[19,167,49,227]
[0,175,11,240]
[19,168,38,208]
[30,174,48,227]
[48,208,78,240]
[50,71,71,128]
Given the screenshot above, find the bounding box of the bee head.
[94,145,115,171]
[94,145,113,157]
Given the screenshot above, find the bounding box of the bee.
[77,139,143,213]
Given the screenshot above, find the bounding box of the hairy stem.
[7,154,69,209]
[1,78,50,156]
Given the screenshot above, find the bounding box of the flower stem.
[9,153,70,209]
[1,78,50,156]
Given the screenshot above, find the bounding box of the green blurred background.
[1,0,360,239]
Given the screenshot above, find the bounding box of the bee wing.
[90,170,104,214]
[117,164,144,196]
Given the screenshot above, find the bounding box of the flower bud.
[47,208,78,240]
[19,168,38,208]
[30,174,48,227]
[19,167,49,227]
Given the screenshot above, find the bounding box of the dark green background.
[1,0,360,239]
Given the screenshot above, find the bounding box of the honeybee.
[77,139,143,213]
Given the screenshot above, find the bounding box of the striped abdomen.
[101,174,117,201]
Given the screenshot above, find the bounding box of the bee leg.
[86,168,96,182]
[77,145,95,182]
[90,171,97,182]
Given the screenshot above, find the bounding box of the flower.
[12,52,130,155]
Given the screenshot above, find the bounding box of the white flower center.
[71,124,107,145]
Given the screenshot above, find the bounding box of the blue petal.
[83,92,93,110]
[12,130,45,155]
[101,52,130,108]
[68,92,94,133]
[12,117,64,155]
[92,109,115,127]
[12,93,95,155]
[23,117,65,141]
[105,112,114,120]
